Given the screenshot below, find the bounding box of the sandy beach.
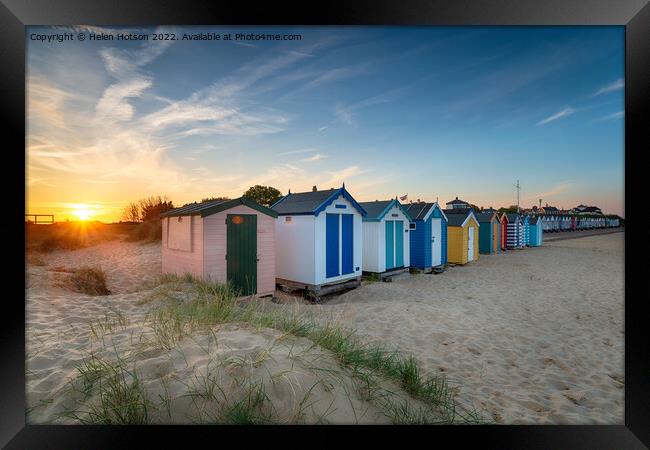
[309,232,625,424]
[25,231,624,424]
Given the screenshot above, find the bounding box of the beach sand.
[307,232,625,424]
[25,232,624,424]
[25,241,427,424]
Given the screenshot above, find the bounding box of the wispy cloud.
[318,126,328,132]
[537,107,576,126]
[598,111,624,121]
[277,148,318,156]
[334,87,405,128]
[301,153,327,162]
[593,78,624,96]
[525,182,574,200]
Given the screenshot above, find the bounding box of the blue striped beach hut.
[522,215,531,246]
[506,213,525,249]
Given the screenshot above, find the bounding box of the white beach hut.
[271,185,366,296]
[358,199,412,277]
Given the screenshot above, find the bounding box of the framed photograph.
[3,0,648,447]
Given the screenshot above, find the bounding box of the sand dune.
[26,233,624,424]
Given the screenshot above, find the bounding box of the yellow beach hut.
[445,209,480,265]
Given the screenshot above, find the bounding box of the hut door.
[395,221,404,268]
[341,214,354,275]
[493,222,498,252]
[327,213,354,277]
[326,214,340,278]
[431,218,442,267]
[385,221,395,269]
[467,227,475,262]
[226,214,257,296]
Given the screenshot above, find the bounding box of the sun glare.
[70,203,96,221]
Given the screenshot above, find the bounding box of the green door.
[226,214,257,295]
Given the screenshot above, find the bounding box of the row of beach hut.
[540,214,619,232]
[160,186,619,298]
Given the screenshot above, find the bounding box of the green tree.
[242,185,282,206]
[498,205,519,214]
[201,196,230,203]
[138,196,174,222]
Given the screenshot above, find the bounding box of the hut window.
[168,215,192,251]
[178,217,182,222]
[285,216,292,222]
[409,223,416,230]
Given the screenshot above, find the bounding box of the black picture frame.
[2,0,647,448]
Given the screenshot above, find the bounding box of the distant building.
[539,203,559,214]
[573,204,603,214]
[446,197,471,210]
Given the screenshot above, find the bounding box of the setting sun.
[70,204,97,221]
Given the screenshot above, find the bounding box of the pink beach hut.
[160,198,278,297]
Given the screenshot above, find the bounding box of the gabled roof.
[506,213,521,223]
[443,207,473,215]
[475,211,498,223]
[447,209,478,227]
[270,186,367,217]
[499,212,509,222]
[402,202,447,222]
[359,199,412,222]
[160,197,278,218]
[446,196,469,206]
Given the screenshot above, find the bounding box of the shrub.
[125,221,162,243]
[64,266,111,296]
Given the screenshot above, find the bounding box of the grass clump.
[27,252,47,266]
[64,354,150,424]
[362,273,381,283]
[63,266,111,296]
[125,221,162,243]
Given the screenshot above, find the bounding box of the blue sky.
[26,26,624,221]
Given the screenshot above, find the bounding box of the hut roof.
[446,197,469,206]
[447,210,478,227]
[160,197,278,218]
[359,199,412,222]
[474,212,498,223]
[402,202,447,222]
[506,213,521,222]
[270,186,366,216]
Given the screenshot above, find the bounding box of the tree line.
[121,185,283,222]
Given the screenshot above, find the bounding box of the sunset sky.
[27,26,624,222]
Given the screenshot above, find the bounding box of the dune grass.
[136,274,484,424]
[26,221,128,253]
[62,266,111,296]
[125,221,162,243]
[46,274,483,425]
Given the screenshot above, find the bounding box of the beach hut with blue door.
[403,202,448,272]
[506,213,525,249]
[528,216,543,247]
[271,185,366,296]
[476,211,500,254]
[359,199,412,277]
